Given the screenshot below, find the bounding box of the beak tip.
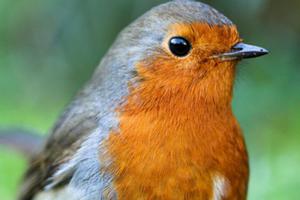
[260,47,269,54]
[255,47,269,57]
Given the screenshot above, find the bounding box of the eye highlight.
[168,36,191,57]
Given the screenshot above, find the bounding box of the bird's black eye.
[168,36,191,57]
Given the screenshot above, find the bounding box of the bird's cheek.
[192,48,217,63]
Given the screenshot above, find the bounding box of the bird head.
[93,0,268,112]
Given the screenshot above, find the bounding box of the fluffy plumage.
[19,1,262,199]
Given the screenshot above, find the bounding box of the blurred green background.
[0,0,299,199]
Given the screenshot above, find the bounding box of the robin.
[19,0,268,200]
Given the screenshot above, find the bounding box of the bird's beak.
[213,42,269,61]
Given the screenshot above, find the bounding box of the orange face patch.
[161,23,241,66]
[130,23,241,107]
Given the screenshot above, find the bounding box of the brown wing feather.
[19,99,98,200]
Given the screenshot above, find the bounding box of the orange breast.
[106,112,248,199]
[105,87,248,199]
